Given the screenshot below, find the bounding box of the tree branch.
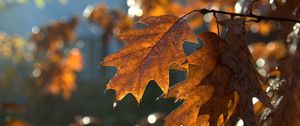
[199,8,300,23]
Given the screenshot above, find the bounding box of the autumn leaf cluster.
[31,17,83,99]
[101,13,278,125]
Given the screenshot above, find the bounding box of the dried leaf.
[164,32,219,126]
[102,15,195,102]
[166,32,219,100]
[165,32,239,126]
[220,19,272,126]
[165,85,214,126]
[199,65,238,126]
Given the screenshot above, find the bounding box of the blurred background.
[0,0,183,125]
[0,0,297,125]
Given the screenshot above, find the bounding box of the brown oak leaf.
[164,32,219,126]
[199,64,238,126]
[165,32,219,100]
[165,85,214,126]
[102,15,195,102]
[220,19,273,126]
[165,32,238,126]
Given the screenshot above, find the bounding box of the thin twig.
[213,12,220,36]
[150,8,300,47]
[199,9,300,23]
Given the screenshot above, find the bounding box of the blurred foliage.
[0,0,68,11]
[0,33,33,64]
[31,17,83,99]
